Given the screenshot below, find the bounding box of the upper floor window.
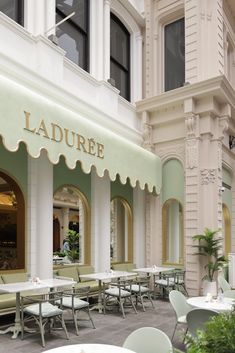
[0,0,24,25]
[56,0,89,72]
[110,13,130,101]
[164,18,185,92]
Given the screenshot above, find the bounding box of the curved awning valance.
[0,74,161,193]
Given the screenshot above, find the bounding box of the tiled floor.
[0,299,186,353]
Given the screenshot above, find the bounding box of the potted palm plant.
[64,229,80,263]
[193,228,227,296]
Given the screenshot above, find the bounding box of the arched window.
[110,13,130,101]
[222,203,231,257]
[162,199,183,265]
[53,185,90,264]
[110,197,133,263]
[56,0,89,71]
[0,171,25,270]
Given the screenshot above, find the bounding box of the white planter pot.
[203,280,217,297]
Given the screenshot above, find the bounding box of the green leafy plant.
[65,229,80,262]
[186,313,235,353]
[193,228,226,282]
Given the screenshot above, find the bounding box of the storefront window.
[56,0,89,71]
[0,0,24,25]
[162,199,183,265]
[53,185,90,264]
[0,172,25,270]
[110,197,133,263]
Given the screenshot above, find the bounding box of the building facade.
[138,0,235,294]
[0,0,161,279]
[1,0,235,296]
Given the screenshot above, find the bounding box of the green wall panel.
[0,142,27,196]
[111,178,133,208]
[53,159,91,203]
[162,159,184,204]
[222,167,232,214]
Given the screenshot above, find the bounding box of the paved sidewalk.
[0,299,186,353]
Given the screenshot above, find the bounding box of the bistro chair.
[126,275,154,311]
[56,286,95,335]
[169,290,191,342]
[186,308,219,338]
[174,269,188,296]
[103,278,137,318]
[218,275,232,292]
[154,271,176,298]
[21,291,69,347]
[123,326,173,353]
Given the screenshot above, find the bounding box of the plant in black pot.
[193,228,227,296]
[186,313,235,353]
[65,229,80,263]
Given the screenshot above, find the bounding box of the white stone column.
[62,207,69,239]
[37,152,53,278]
[133,186,145,267]
[132,32,143,102]
[103,0,111,81]
[24,0,55,35]
[27,152,53,279]
[90,0,104,80]
[91,169,110,272]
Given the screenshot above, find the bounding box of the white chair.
[56,286,95,335]
[21,291,69,347]
[218,275,232,292]
[169,290,191,341]
[186,308,219,338]
[123,326,173,353]
[126,275,154,311]
[103,278,137,318]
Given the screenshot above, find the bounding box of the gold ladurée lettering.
[23,111,105,159]
[64,128,75,147]
[24,111,36,133]
[36,119,50,139]
[51,123,63,143]
[76,134,87,153]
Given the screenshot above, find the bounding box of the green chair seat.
[0,293,16,309]
[56,297,89,310]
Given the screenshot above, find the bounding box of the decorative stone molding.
[186,139,198,169]
[142,123,153,151]
[200,169,217,185]
[185,114,199,138]
[158,145,185,166]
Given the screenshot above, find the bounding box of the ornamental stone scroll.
[200,169,217,185]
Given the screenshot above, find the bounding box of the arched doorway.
[0,171,25,270]
[53,185,90,264]
[162,198,184,265]
[110,197,133,263]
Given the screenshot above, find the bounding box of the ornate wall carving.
[186,139,198,169]
[200,169,217,185]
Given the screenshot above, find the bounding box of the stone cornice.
[136,76,235,115]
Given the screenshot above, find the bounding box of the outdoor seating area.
[0,267,235,352]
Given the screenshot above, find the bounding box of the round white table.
[187,296,235,312]
[43,343,136,353]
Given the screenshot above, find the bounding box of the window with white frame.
[164,18,185,92]
[110,13,130,101]
[56,0,89,72]
[0,0,24,25]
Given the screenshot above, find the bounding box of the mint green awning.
[0,74,161,193]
